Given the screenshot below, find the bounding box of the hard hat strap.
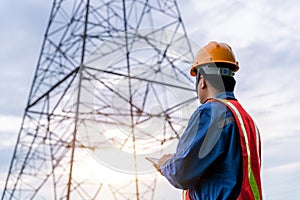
[197,64,235,77]
[195,69,201,93]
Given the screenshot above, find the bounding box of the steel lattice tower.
[2,0,198,199]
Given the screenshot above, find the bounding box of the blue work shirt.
[161,92,242,200]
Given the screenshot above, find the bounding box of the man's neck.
[207,87,220,99]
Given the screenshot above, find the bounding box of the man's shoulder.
[198,99,230,112]
[198,100,233,120]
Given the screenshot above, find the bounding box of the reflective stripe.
[220,99,261,200]
[182,190,189,200]
[254,124,261,166]
[249,168,261,200]
[226,101,251,159]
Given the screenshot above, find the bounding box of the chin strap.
[195,69,201,94]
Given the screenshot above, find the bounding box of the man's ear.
[200,76,207,89]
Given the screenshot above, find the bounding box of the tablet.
[145,157,159,165]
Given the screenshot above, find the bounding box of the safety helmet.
[190,41,239,76]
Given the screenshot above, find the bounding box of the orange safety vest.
[182,99,262,200]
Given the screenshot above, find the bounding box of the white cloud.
[0,115,21,138]
[0,1,51,116]
[182,0,300,50]
[262,135,300,199]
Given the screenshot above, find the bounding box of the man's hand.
[155,154,172,175]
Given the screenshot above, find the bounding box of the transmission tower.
[2,0,198,199]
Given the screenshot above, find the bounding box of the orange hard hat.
[190,41,239,76]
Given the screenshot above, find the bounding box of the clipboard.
[145,157,159,165]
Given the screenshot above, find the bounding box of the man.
[157,41,262,200]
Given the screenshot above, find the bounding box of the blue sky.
[1,0,300,199]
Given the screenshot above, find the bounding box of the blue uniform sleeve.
[160,103,230,189]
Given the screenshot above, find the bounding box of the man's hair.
[199,63,236,92]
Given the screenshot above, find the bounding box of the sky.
[1,0,300,199]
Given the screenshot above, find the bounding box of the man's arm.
[158,106,229,189]
[155,154,172,175]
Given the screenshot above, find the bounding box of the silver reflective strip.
[201,66,235,76]
[182,190,187,200]
[254,124,261,166]
[226,102,251,160]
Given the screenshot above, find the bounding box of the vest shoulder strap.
[214,98,262,200]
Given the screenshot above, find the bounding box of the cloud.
[236,39,300,140]
[0,115,20,186]
[0,115,21,137]
[0,1,52,115]
[0,130,18,193]
[181,0,300,50]
[262,134,300,199]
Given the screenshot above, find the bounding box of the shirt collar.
[214,92,236,100]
